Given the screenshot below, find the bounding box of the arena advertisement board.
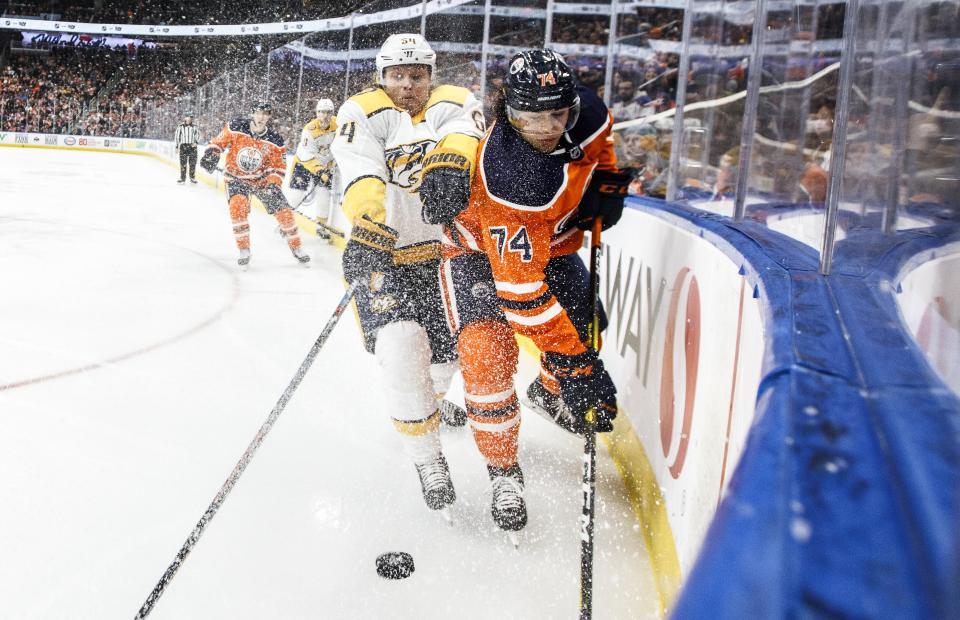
[0,0,468,36]
[593,206,765,575]
[21,31,158,49]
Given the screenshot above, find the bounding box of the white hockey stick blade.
[507,532,521,548]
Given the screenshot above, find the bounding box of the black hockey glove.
[199,147,221,174]
[342,216,398,287]
[419,150,472,227]
[542,350,618,433]
[575,168,632,231]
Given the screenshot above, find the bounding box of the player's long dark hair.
[491,88,512,131]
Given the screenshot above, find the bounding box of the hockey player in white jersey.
[283,98,338,240]
[332,34,482,514]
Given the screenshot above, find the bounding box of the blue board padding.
[622,196,960,619]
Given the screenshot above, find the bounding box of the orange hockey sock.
[275,208,302,249]
[228,195,251,250]
[459,320,521,469]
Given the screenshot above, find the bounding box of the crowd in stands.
[0,38,255,136]
[3,0,953,207]
[0,47,118,133]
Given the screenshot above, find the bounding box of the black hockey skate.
[314,218,332,241]
[237,248,251,270]
[415,453,456,512]
[522,377,580,435]
[291,246,311,267]
[439,399,467,427]
[488,463,527,539]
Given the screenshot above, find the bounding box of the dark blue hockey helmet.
[503,49,579,113]
[502,50,581,141]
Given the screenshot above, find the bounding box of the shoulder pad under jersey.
[261,128,285,147]
[348,87,400,119]
[305,118,337,137]
[228,118,250,133]
[565,86,610,148]
[425,85,472,111]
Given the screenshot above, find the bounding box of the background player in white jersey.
[283,98,338,240]
[331,34,483,515]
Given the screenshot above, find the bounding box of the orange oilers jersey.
[209,118,287,186]
[443,87,619,357]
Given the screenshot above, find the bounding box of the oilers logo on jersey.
[384,139,435,189]
[236,146,265,173]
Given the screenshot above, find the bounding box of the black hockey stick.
[134,281,360,619]
[579,218,603,620]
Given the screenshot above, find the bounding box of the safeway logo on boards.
[658,267,701,479]
[63,136,76,145]
[600,244,702,479]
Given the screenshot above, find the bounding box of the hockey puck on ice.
[375,552,415,579]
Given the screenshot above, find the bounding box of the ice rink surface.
[0,148,658,619]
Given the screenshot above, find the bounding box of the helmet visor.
[506,99,580,140]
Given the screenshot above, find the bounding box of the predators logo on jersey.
[384,139,435,189]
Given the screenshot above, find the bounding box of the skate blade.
[440,508,453,525]
[506,531,521,548]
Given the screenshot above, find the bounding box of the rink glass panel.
[267,46,303,150]
[298,31,348,123]
[550,0,606,101]
[667,0,751,216]
[742,1,838,253]
[243,55,271,117]
[223,66,246,126]
[347,0,422,97]
[609,4,683,199]
[427,0,484,99]
[831,0,959,393]
[831,1,958,237]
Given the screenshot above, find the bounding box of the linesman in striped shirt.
[175,112,200,184]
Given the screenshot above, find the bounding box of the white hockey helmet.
[375,34,436,84]
[315,98,335,113]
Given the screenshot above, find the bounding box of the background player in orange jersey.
[200,102,310,270]
[426,50,631,534]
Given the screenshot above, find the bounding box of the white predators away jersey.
[295,118,337,172]
[332,84,485,258]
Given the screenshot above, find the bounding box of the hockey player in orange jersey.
[200,102,310,270]
[425,50,631,533]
